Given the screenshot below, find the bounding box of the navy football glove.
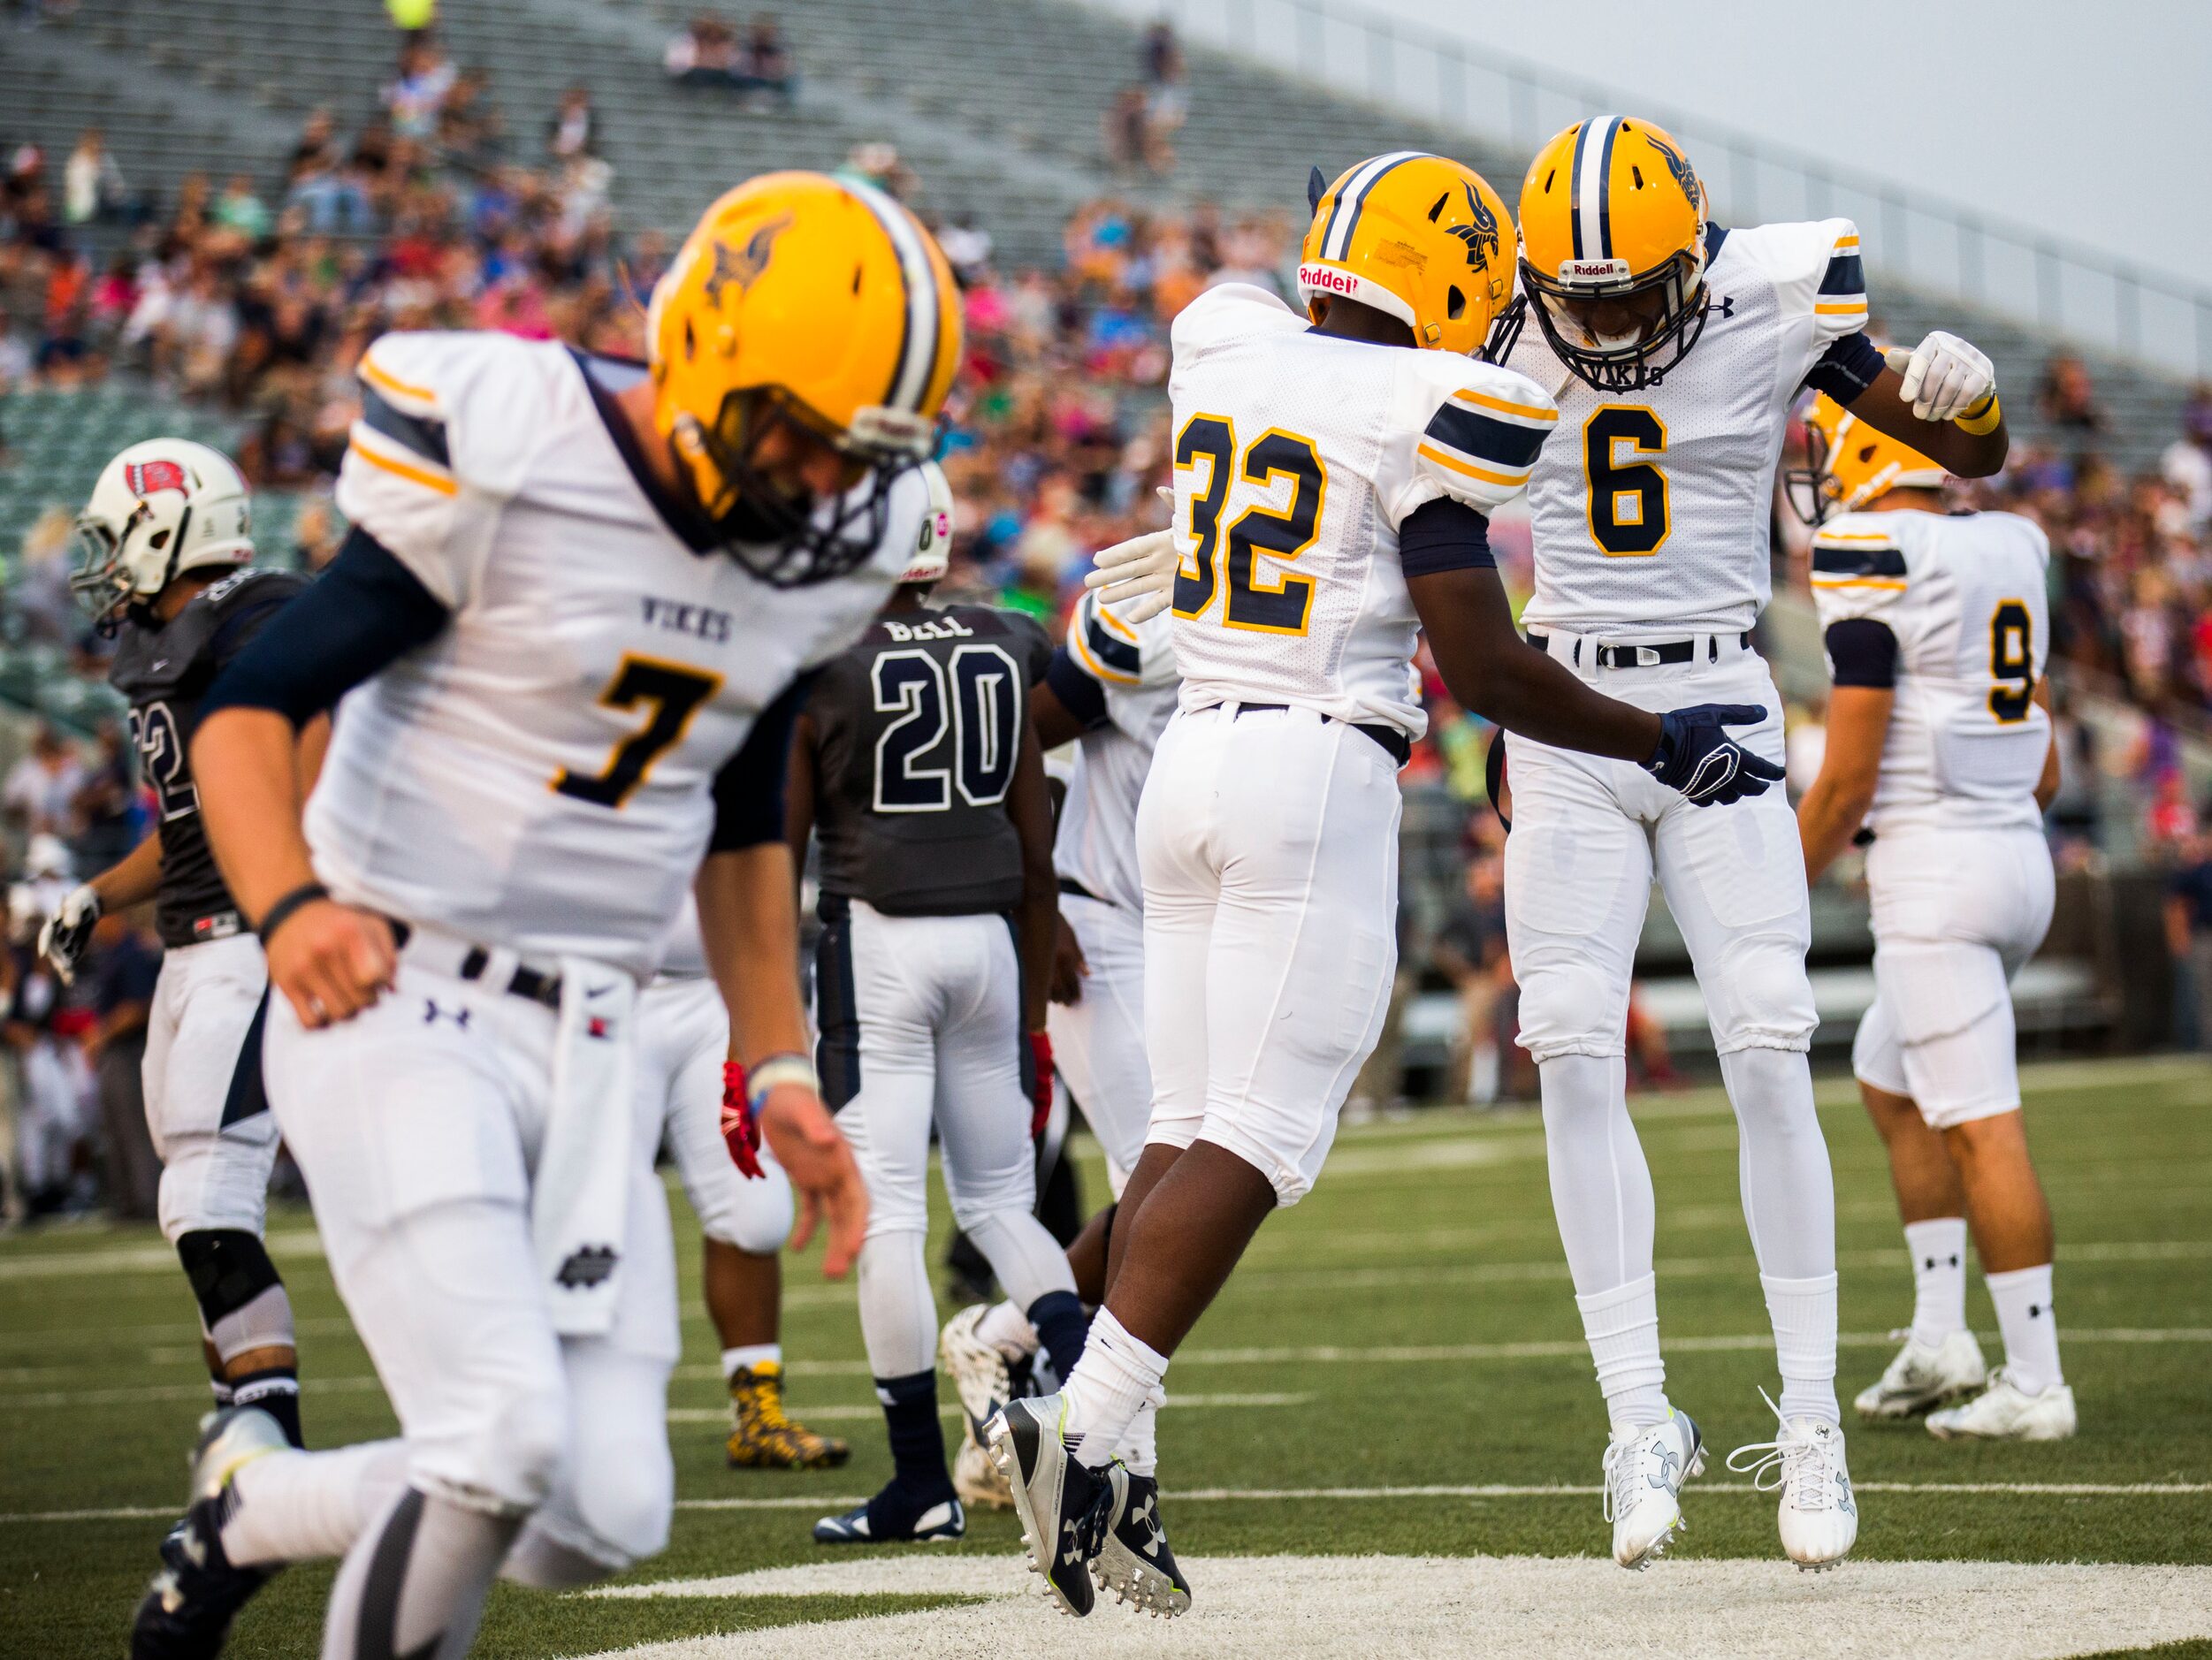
[1642,704,1785,805]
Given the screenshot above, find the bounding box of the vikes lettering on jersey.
[1508,217,1869,634]
[1167,283,1557,738]
[1812,506,2051,834]
[323,331,918,976]
[1054,588,1178,914]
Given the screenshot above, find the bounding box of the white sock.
[975,1298,1039,1362]
[1117,1390,1162,1477]
[1986,1264,2063,1396]
[1903,1218,1969,1348]
[220,1439,410,1567]
[721,1343,782,1380]
[1058,1308,1166,1471]
[1761,1272,1841,1426]
[1575,1274,1669,1435]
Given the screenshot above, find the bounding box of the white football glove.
[1888,331,1995,423]
[1083,527,1179,624]
[37,883,102,986]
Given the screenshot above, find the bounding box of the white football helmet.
[896,460,955,586]
[72,438,255,627]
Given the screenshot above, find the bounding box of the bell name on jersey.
[1166,282,1557,740]
[1045,588,1178,914]
[1812,506,2051,834]
[323,330,919,978]
[1508,218,1872,636]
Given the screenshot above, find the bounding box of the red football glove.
[720,1060,765,1180]
[1026,1030,1054,1138]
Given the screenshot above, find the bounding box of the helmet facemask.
[1522,247,1709,392]
[69,500,189,636]
[1781,417,1840,528]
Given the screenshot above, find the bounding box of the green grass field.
[3,1055,2208,1658]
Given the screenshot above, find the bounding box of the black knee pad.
[176,1229,284,1328]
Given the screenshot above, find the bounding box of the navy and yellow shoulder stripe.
[1815,231,1866,324]
[1416,385,1557,491]
[349,350,455,497]
[1069,590,1143,687]
[1810,525,1904,589]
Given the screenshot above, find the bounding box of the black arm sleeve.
[1804,331,1886,405]
[710,670,816,852]
[1824,618,1900,688]
[1043,648,1110,730]
[1398,497,1496,579]
[200,528,451,727]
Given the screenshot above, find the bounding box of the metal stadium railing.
[1081,0,2212,379]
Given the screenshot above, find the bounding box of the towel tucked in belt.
[534,959,637,1337]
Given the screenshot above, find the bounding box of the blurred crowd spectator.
[664,12,796,103]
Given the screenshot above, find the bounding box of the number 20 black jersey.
[807,603,1053,916]
[108,567,307,946]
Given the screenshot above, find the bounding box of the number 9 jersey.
[1165,283,1558,739]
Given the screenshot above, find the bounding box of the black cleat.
[130,1408,287,1658]
[984,1394,1116,1618]
[812,1479,964,1545]
[1093,1469,1192,1617]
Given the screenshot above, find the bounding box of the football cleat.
[1853,1329,1987,1420]
[1601,1410,1705,1569]
[941,1305,1016,1433]
[1726,1392,1858,1571]
[726,1360,850,1470]
[986,1395,1117,1618]
[952,1417,1014,1511]
[130,1407,288,1659]
[812,1481,965,1545]
[1926,1369,2077,1442]
[1092,1467,1191,1618]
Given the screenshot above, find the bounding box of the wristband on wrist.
[1954,390,2001,435]
[746,1051,819,1104]
[256,881,331,946]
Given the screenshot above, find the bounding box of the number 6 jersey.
[1165,282,1559,739]
[1811,506,2051,834]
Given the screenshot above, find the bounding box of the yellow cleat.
[726,1360,851,1470]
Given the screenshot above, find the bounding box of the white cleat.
[1926,1369,2078,1442]
[1602,1410,1705,1569]
[953,1417,1014,1510]
[941,1304,1015,1429]
[1727,1391,1858,1571]
[1854,1329,1987,1420]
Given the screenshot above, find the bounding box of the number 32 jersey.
[1166,283,1559,739]
[322,330,919,978]
[1812,506,2050,834]
[1508,218,1871,636]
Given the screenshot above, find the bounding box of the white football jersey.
[1811,506,2051,834]
[1166,283,1558,739]
[652,895,708,981]
[1052,588,1178,914]
[1510,218,1870,635]
[319,331,918,978]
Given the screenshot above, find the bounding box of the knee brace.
[1702,933,1818,1055]
[1512,957,1631,1063]
[704,1164,796,1256]
[176,1230,294,1360]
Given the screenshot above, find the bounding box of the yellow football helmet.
[1789,391,1948,522]
[1298,152,1521,360]
[649,170,962,586]
[1517,116,1711,391]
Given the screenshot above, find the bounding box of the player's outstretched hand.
[1641,703,1784,806]
[1887,333,1995,423]
[760,1084,867,1278]
[266,900,397,1027]
[1083,528,1178,623]
[36,883,102,986]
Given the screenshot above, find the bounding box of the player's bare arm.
[696,843,866,1278]
[2033,679,2061,811]
[1796,683,1894,883]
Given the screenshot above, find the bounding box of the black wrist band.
[257,881,331,946]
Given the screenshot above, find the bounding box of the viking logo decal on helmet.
[1648,134,1700,211]
[1446,183,1501,272]
[704,212,795,307]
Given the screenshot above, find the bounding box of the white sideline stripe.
[15,1479,2209,1528]
[666,1393,1309,1425]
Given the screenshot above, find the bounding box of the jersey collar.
[571,348,721,554]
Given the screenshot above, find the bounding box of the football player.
[988,152,1781,1620]
[128,171,948,1660]
[939,577,1177,1517]
[43,440,317,1450]
[1792,395,2072,1442]
[1499,115,2009,1570]
[638,895,848,1471]
[789,472,1089,1547]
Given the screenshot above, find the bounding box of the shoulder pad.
[1736,217,1866,335]
[1404,356,1559,514]
[1170,282,1301,354]
[351,331,559,501]
[1810,512,1908,621]
[197,566,308,616]
[1067,588,1149,688]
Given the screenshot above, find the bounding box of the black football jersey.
[107,567,308,947]
[808,603,1053,916]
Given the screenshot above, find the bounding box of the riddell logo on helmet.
[1559,258,1631,282]
[1300,263,1360,295]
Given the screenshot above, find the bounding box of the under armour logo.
[423,1000,471,1029]
[2029,1304,2047,1319]
[555,1245,619,1288]
[1709,294,1735,321]
[1835,1473,1856,1515]
[1649,1444,1681,1489]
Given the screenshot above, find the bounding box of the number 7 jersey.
[1165,282,1559,738]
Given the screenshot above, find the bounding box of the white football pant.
[1048,888,1150,1197]
[143,933,278,1242]
[1137,703,1402,1206]
[636,974,794,1253]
